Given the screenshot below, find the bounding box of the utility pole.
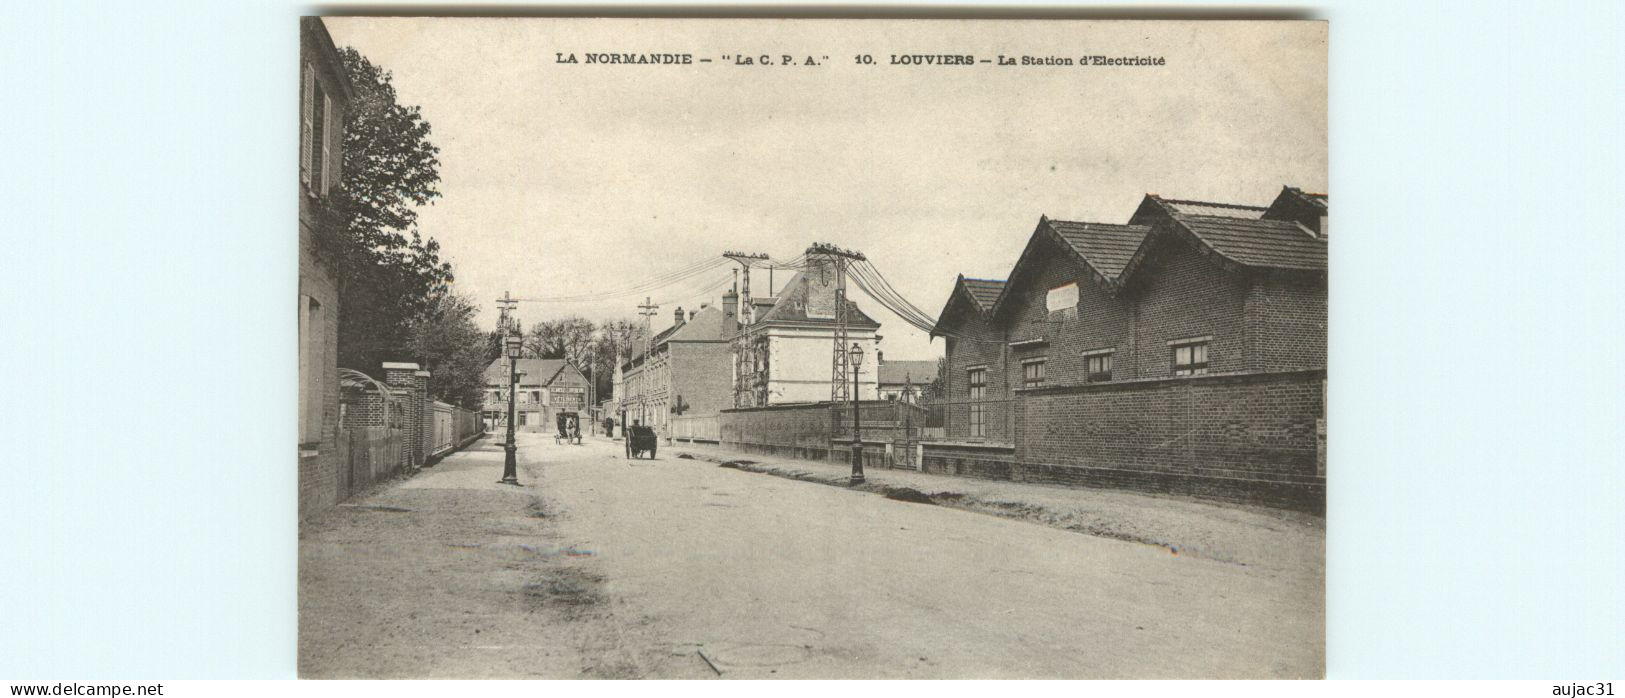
[494,291,521,434]
[723,251,770,408]
[808,243,867,404]
[495,290,519,334]
[636,297,659,426]
[808,243,866,456]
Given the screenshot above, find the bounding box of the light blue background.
[2,0,1620,680]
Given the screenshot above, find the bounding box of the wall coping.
[920,440,1016,451]
[414,370,431,377]
[1017,367,1326,397]
[721,399,895,414]
[381,362,420,370]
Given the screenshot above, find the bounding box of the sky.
[323,18,1327,362]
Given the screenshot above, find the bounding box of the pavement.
[299,432,1324,679]
[670,441,1325,577]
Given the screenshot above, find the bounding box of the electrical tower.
[723,251,770,408]
[808,243,866,403]
[495,290,519,335]
[636,296,660,423]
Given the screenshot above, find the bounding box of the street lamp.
[849,342,865,485]
[500,335,522,486]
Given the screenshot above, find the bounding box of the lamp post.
[849,342,865,485]
[500,335,522,486]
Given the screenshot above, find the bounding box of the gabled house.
[936,186,1328,423]
[481,358,591,433]
[733,255,882,406]
[925,186,1327,512]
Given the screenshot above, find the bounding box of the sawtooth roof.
[959,278,1006,312]
[1045,218,1153,281]
[1128,193,1328,276]
[930,274,1005,338]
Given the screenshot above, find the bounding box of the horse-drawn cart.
[554,412,582,445]
[625,425,657,459]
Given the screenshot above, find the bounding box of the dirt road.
[299,433,1322,678]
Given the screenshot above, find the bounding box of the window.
[1172,340,1210,376]
[967,368,987,438]
[518,412,529,426]
[320,94,334,194]
[1083,349,1113,382]
[1022,359,1046,388]
[300,61,339,197]
[301,63,315,187]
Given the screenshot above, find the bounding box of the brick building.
[619,302,737,432]
[481,358,591,433]
[297,17,355,518]
[929,186,1328,511]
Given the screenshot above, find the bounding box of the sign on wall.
[1046,282,1079,313]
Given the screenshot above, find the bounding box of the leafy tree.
[315,47,452,372]
[523,317,597,367]
[403,293,488,409]
[920,356,948,400]
[593,319,648,399]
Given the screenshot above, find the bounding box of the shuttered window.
[309,78,326,196]
[301,63,314,185]
[320,94,334,195]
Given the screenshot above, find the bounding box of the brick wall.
[1015,369,1326,513]
[1127,235,1251,379]
[297,219,342,519]
[1245,275,1328,372]
[1001,234,1133,387]
[384,364,422,469]
[920,442,1017,480]
[671,341,733,417]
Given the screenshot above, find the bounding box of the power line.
[511,256,730,304]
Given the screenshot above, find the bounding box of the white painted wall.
[762,326,879,404]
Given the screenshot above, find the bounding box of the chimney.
[674,306,685,326]
[722,288,739,326]
[688,310,696,320]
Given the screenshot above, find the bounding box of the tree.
[920,356,948,401]
[315,47,452,372]
[403,293,488,409]
[523,317,596,367]
[592,319,648,399]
